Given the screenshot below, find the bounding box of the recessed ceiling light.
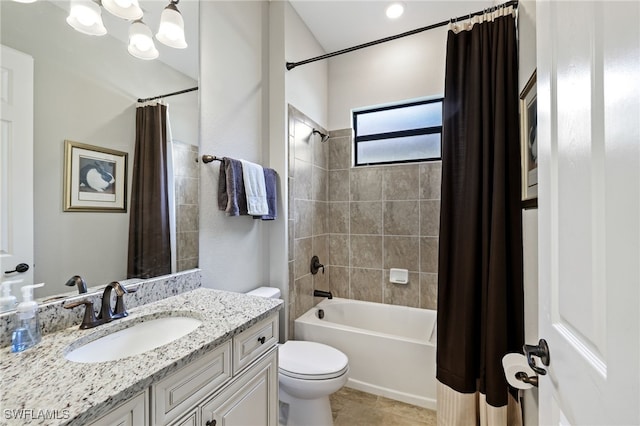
[386,2,405,20]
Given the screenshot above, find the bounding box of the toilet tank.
[246,286,281,299]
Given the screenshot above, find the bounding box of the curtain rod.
[137,86,199,103]
[286,0,518,71]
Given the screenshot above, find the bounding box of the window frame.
[352,97,444,167]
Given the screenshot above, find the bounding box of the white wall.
[267,0,289,340]
[198,2,328,340]
[199,1,272,293]
[284,2,329,129]
[328,26,448,130]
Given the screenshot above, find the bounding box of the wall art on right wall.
[520,70,538,209]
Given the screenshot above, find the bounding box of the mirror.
[1,0,200,302]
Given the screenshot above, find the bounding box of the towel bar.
[201,155,223,163]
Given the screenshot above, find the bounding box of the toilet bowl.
[246,287,350,426]
[279,340,349,425]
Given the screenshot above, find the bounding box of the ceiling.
[289,0,494,53]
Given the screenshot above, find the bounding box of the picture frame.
[520,70,538,207]
[63,140,127,212]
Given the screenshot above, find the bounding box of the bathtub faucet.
[313,289,333,299]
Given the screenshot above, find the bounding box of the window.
[353,98,443,166]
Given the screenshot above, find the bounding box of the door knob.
[523,339,550,375]
[4,263,29,274]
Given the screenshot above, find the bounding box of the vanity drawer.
[152,340,232,425]
[233,315,279,374]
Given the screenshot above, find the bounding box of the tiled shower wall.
[288,106,330,338]
[173,141,199,271]
[287,110,442,337]
[327,129,441,310]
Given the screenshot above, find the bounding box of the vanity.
[0,288,282,426]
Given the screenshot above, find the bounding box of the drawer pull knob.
[206,420,217,426]
[258,336,266,344]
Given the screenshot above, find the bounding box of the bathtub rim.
[296,297,437,347]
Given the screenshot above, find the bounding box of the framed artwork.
[520,70,538,206]
[63,140,127,212]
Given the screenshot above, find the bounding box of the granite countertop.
[0,288,283,426]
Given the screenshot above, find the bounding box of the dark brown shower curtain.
[127,103,171,278]
[436,10,524,414]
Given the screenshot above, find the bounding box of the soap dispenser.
[11,283,45,353]
[0,280,19,312]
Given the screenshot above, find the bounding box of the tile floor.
[330,387,437,426]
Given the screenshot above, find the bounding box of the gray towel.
[254,167,278,220]
[218,157,248,216]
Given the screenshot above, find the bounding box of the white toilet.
[246,287,350,426]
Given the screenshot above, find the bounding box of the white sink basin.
[65,316,202,363]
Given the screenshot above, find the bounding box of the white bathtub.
[294,297,437,410]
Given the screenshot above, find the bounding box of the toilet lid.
[279,341,349,380]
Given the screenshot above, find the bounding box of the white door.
[536,2,639,425]
[0,45,34,297]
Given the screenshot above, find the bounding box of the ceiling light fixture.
[66,0,107,36]
[156,0,188,49]
[59,0,190,60]
[102,0,143,20]
[128,20,159,60]
[385,2,405,19]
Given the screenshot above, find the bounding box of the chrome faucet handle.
[310,255,325,275]
[113,282,137,317]
[101,281,135,320]
[64,299,102,329]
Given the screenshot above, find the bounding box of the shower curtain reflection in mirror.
[127,102,176,278]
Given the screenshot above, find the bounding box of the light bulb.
[158,22,181,42]
[66,0,107,36]
[128,21,159,60]
[156,2,187,49]
[386,2,405,19]
[102,0,143,20]
[75,6,97,26]
[132,34,152,52]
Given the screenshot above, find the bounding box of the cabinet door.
[201,347,278,426]
[88,390,148,426]
[169,408,199,426]
[153,340,232,425]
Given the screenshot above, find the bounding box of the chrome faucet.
[65,275,87,294]
[64,281,134,329]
